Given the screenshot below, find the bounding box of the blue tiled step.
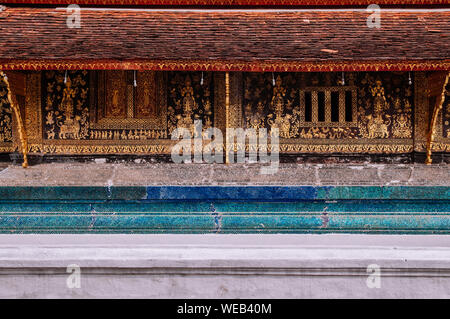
[0,186,449,200]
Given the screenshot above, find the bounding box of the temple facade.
[0,2,448,165]
[0,1,449,299]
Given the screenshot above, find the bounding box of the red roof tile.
[0,8,448,71]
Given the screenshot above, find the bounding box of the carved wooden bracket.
[426,71,449,164]
[0,71,28,168]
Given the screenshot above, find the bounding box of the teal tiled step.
[0,186,448,234]
[0,212,449,234]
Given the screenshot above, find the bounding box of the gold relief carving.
[242,72,414,153]
[267,75,295,138]
[58,77,80,139]
[105,71,127,118]
[299,127,356,139]
[135,71,157,118]
[392,94,412,138]
[414,72,428,151]
[245,101,265,131]
[43,70,90,141]
[214,72,226,133]
[360,77,391,139]
[229,72,243,129]
[167,72,214,137]
[176,75,198,134]
[29,139,177,155]
[33,70,424,155]
[92,71,167,132]
[358,72,412,140]
[25,73,42,144]
[229,140,413,154]
[38,71,216,154]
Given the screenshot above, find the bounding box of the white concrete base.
[0,234,449,299]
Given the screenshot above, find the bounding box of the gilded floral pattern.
[167,72,214,136]
[43,70,90,140]
[243,72,413,140]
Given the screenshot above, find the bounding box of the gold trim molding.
[1,59,449,73]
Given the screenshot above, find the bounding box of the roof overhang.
[0,7,448,72]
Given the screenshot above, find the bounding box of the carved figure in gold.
[365,113,391,138]
[59,115,81,139]
[245,102,265,131]
[365,78,391,138]
[138,87,153,117]
[267,76,293,138]
[175,75,198,135]
[110,89,123,116]
[61,77,77,121]
[58,77,82,139]
[392,113,411,138]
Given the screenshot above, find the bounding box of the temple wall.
[0,70,448,156]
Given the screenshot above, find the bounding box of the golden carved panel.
[20,70,446,155]
[239,72,414,153]
[104,70,127,119]
[167,71,214,136]
[135,71,157,119]
[35,70,218,154]
[91,71,167,132]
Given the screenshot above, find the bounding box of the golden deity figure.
[59,76,81,139]
[138,87,153,117]
[176,75,198,136]
[110,89,122,116]
[267,76,292,138]
[371,80,388,115]
[245,102,265,131]
[365,79,391,138]
[61,77,76,122]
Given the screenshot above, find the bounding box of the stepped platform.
[0,163,448,298]
[0,163,448,234]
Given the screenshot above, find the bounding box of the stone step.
[0,234,449,298]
